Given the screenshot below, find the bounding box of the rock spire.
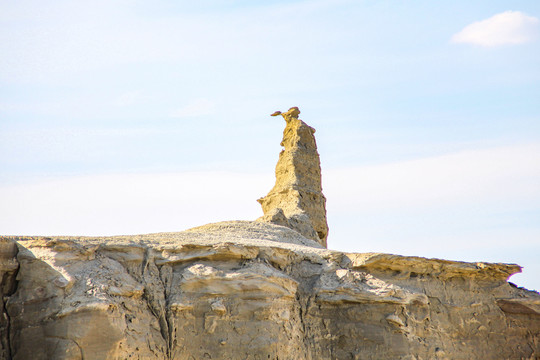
[257,107,329,247]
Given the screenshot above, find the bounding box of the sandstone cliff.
[1,108,539,359]
[1,224,539,359]
[258,107,329,247]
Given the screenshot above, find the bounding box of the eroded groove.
[0,239,19,360]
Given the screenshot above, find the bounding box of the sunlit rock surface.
[1,221,539,359]
[258,107,329,247]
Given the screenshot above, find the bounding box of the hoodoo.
[257,107,329,247]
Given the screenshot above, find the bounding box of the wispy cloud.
[2,143,538,236]
[451,11,539,47]
[171,98,216,118]
[325,143,540,212]
[116,91,147,107]
[0,171,270,236]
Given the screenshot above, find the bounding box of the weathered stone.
[0,238,18,360]
[1,223,539,359]
[258,107,329,247]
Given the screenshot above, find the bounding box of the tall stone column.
[257,107,329,247]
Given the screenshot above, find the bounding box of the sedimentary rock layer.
[1,222,539,360]
[258,107,329,247]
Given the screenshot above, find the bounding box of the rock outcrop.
[258,107,329,247]
[1,224,539,359]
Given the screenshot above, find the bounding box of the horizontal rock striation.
[1,222,539,359]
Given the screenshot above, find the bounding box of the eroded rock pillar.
[257,107,329,247]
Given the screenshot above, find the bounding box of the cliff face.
[0,239,18,360]
[1,224,539,360]
[258,107,329,247]
[2,108,540,359]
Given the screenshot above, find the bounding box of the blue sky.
[1,1,539,290]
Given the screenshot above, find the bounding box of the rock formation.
[1,225,539,359]
[257,107,329,247]
[1,108,539,359]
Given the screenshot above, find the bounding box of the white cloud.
[2,143,539,236]
[171,98,216,118]
[451,11,540,47]
[325,143,540,213]
[0,171,271,236]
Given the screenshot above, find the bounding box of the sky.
[1,1,539,290]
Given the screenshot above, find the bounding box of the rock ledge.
[1,222,539,359]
